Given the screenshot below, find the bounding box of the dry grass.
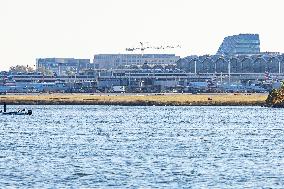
[0,93,268,106]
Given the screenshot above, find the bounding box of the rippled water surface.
[1,105,284,188]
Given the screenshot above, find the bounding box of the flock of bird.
[126,42,181,52]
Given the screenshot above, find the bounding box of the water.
[1,105,284,188]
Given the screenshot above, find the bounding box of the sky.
[0,0,284,70]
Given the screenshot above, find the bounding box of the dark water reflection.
[0,105,284,188]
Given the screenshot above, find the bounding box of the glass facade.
[36,58,91,75]
[217,34,260,55]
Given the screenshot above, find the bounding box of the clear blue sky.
[0,0,283,70]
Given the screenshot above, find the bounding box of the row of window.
[116,59,175,63]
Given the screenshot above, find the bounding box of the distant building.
[217,34,260,55]
[94,54,180,69]
[36,58,91,76]
[177,54,284,74]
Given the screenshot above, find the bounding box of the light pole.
[219,56,231,84]
[272,56,282,74]
[194,59,197,74]
[228,58,231,84]
[229,56,239,83]
[279,58,281,74]
[214,55,225,84]
[193,58,197,74]
[280,56,284,75]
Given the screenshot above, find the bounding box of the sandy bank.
[0,93,268,106]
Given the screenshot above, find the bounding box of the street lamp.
[228,57,231,84]
[216,55,230,84]
[194,58,197,74]
[280,56,284,75]
[191,57,198,74]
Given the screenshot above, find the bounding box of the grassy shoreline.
[0,93,268,106]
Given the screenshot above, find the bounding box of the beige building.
[94,54,180,69]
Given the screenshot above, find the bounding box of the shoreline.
[0,93,268,106]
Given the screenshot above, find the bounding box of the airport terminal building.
[217,34,260,55]
[177,33,283,74]
[36,58,91,76]
[94,54,180,69]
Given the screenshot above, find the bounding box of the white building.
[94,54,180,69]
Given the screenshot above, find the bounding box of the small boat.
[1,103,32,115]
[1,109,32,115]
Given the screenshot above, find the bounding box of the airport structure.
[177,54,284,74]
[36,58,91,76]
[217,34,260,55]
[1,33,284,93]
[94,54,180,69]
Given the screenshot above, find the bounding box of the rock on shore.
[266,83,284,107]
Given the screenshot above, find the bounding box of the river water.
[0,105,284,188]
